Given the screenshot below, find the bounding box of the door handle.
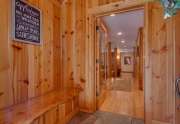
[176,77,180,98]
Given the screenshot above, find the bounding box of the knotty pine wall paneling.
[87,0,121,8]
[75,0,87,111]
[60,0,143,112]
[61,0,74,88]
[151,3,174,123]
[174,11,180,124]
[0,0,178,124]
[60,0,88,111]
[0,0,13,108]
[60,1,178,124]
[0,0,62,109]
[53,4,62,89]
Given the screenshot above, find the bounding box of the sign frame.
[11,0,43,45]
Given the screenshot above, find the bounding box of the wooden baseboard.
[80,108,95,113]
[65,108,79,123]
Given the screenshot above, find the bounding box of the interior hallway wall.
[60,0,125,112]
[0,0,177,124]
[0,0,62,109]
[60,1,178,124]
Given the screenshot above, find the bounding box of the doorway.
[85,1,179,124]
[95,9,145,120]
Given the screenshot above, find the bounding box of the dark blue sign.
[12,0,41,44]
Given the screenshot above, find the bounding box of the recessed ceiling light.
[110,13,116,17]
[117,32,122,36]
[121,40,125,43]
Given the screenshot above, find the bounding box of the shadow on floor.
[68,111,144,124]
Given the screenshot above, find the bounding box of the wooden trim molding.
[88,0,145,16]
[85,0,149,117]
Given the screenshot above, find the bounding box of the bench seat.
[0,88,79,124]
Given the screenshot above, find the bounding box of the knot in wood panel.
[80,78,86,83]
[0,92,4,96]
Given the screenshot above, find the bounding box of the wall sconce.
[116,55,120,60]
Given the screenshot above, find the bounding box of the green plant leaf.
[160,0,180,18]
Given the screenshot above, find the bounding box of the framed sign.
[12,0,42,45]
[124,56,132,65]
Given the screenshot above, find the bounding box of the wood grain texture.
[0,0,13,109]
[0,0,179,124]
[99,90,144,119]
[174,11,180,124]
[59,0,143,113]
[151,3,174,123]
[0,0,62,109]
[134,28,144,90]
[0,88,79,124]
[83,1,177,124]
[84,0,147,114]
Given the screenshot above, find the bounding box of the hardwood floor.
[98,78,144,120]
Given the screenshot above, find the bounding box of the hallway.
[0,0,180,124]
[95,9,145,120]
[99,90,144,119]
[98,77,144,120]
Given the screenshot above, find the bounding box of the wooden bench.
[0,88,80,124]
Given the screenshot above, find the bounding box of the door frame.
[85,1,153,123]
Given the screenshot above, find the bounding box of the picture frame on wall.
[12,0,42,45]
[124,56,132,65]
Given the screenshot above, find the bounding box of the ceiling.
[101,9,144,52]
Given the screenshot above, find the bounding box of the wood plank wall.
[151,3,174,123]
[0,0,178,124]
[134,28,144,90]
[0,0,62,109]
[60,0,124,112]
[175,11,180,124]
[60,1,178,124]
[87,0,120,8]
[0,0,120,111]
[60,0,87,111]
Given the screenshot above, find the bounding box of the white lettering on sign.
[12,0,41,44]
